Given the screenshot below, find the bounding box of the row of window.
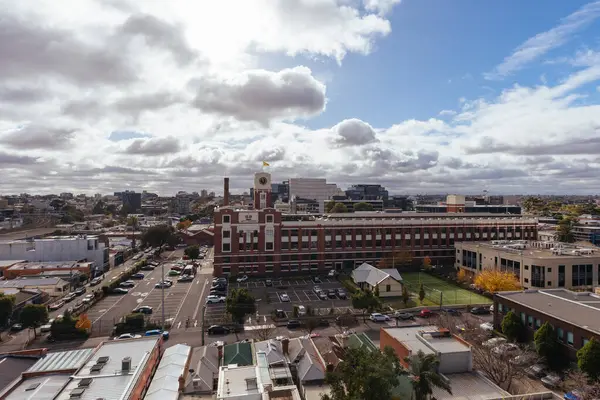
[222,214,275,224]
[497,304,591,349]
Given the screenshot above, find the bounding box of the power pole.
[201,305,206,346]
[161,262,165,331]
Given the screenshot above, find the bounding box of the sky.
[2,0,600,196]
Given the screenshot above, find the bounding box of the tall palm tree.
[405,350,452,400]
[127,216,139,250]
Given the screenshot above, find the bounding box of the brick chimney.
[178,374,185,392]
[281,338,290,355]
[223,177,230,206]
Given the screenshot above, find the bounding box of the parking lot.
[203,276,355,325]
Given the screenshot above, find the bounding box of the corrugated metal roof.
[4,375,70,400]
[27,348,94,373]
[144,344,191,400]
[223,342,253,366]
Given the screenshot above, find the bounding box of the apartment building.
[494,289,600,360]
[415,194,521,214]
[0,235,109,276]
[288,178,343,213]
[212,173,538,276]
[455,240,600,290]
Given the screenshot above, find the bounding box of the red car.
[419,309,434,318]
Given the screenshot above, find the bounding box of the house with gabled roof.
[351,262,403,297]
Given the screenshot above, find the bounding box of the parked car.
[131,273,145,279]
[479,322,494,331]
[482,337,507,348]
[120,280,136,288]
[81,294,95,304]
[141,265,155,271]
[145,330,169,340]
[40,323,52,333]
[207,325,230,335]
[287,320,302,329]
[74,287,86,296]
[90,277,102,286]
[328,270,337,277]
[64,293,77,303]
[526,363,547,378]
[317,291,328,300]
[10,323,23,331]
[297,305,307,316]
[213,277,227,284]
[313,286,322,294]
[265,279,273,287]
[312,276,322,283]
[237,275,248,283]
[335,289,347,299]
[370,313,390,322]
[327,289,337,299]
[155,281,172,289]
[280,293,290,302]
[210,290,227,297]
[132,306,153,315]
[168,270,181,276]
[112,287,129,294]
[541,373,561,388]
[419,309,434,318]
[48,301,64,311]
[394,311,415,320]
[206,295,226,304]
[117,333,142,340]
[492,343,519,356]
[470,306,490,315]
[178,275,194,282]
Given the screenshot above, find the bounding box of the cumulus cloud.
[0,125,75,150]
[124,137,181,155]
[329,119,378,148]
[191,67,326,124]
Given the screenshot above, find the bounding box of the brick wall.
[379,328,410,368]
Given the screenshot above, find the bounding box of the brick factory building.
[213,172,538,277]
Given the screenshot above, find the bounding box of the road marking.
[194,320,198,327]
[244,324,276,331]
[192,278,209,320]
[177,321,182,329]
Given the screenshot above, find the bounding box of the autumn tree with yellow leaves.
[474,270,520,293]
[456,269,471,284]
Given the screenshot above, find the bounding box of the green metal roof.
[347,333,378,352]
[222,342,253,366]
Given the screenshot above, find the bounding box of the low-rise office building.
[2,261,94,280]
[494,289,600,359]
[455,240,600,290]
[0,277,70,297]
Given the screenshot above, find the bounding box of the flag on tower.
[262,161,270,167]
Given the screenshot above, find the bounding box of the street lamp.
[161,262,165,331]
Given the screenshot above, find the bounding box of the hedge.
[102,259,148,294]
[338,274,359,294]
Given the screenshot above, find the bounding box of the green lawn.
[401,272,491,306]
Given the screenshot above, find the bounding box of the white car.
[280,293,290,302]
[117,333,142,340]
[206,295,226,304]
[369,313,390,322]
[237,275,248,283]
[482,337,506,348]
[492,343,519,356]
[479,322,494,332]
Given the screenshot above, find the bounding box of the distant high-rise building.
[201,189,208,198]
[288,178,343,213]
[174,192,193,214]
[345,184,389,202]
[118,191,142,212]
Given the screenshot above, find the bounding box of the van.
[297,305,306,316]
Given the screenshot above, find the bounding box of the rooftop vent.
[25,383,41,391]
[90,364,104,373]
[122,357,132,372]
[78,378,93,388]
[70,388,86,398]
[97,356,109,364]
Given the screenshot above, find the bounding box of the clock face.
[259,177,268,185]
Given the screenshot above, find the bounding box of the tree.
[184,245,200,260]
[418,283,426,304]
[501,311,524,342]
[141,225,176,249]
[405,350,452,400]
[401,285,410,307]
[20,304,48,337]
[302,317,322,336]
[556,216,576,243]
[354,202,374,212]
[374,285,380,297]
[563,370,600,399]
[176,220,192,231]
[0,293,15,326]
[321,346,404,400]
[332,203,348,213]
[534,322,562,370]
[226,288,256,324]
[577,338,600,380]
[351,290,381,321]
[92,200,105,214]
[474,270,520,293]
[456,269,470,283]
[252,325,276,341]
[422,256,432,271]
[325,201,337,213]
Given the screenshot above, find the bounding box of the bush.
[338,274,359,294]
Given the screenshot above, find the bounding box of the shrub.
[338,274,359,294]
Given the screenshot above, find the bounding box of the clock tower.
[254,172,272,210]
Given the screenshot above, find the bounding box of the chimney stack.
[178,375,185,392]
[281,338,290,355]
[223,177,230,206]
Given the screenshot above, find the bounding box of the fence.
[88,314,177,337]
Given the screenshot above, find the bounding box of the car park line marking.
[177,321,182,329]
[192,278,210,320]
[194,320,198,327]
[171,278,196,325]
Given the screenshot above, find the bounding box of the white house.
[0,235,109,276]
[351,262,403,297]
